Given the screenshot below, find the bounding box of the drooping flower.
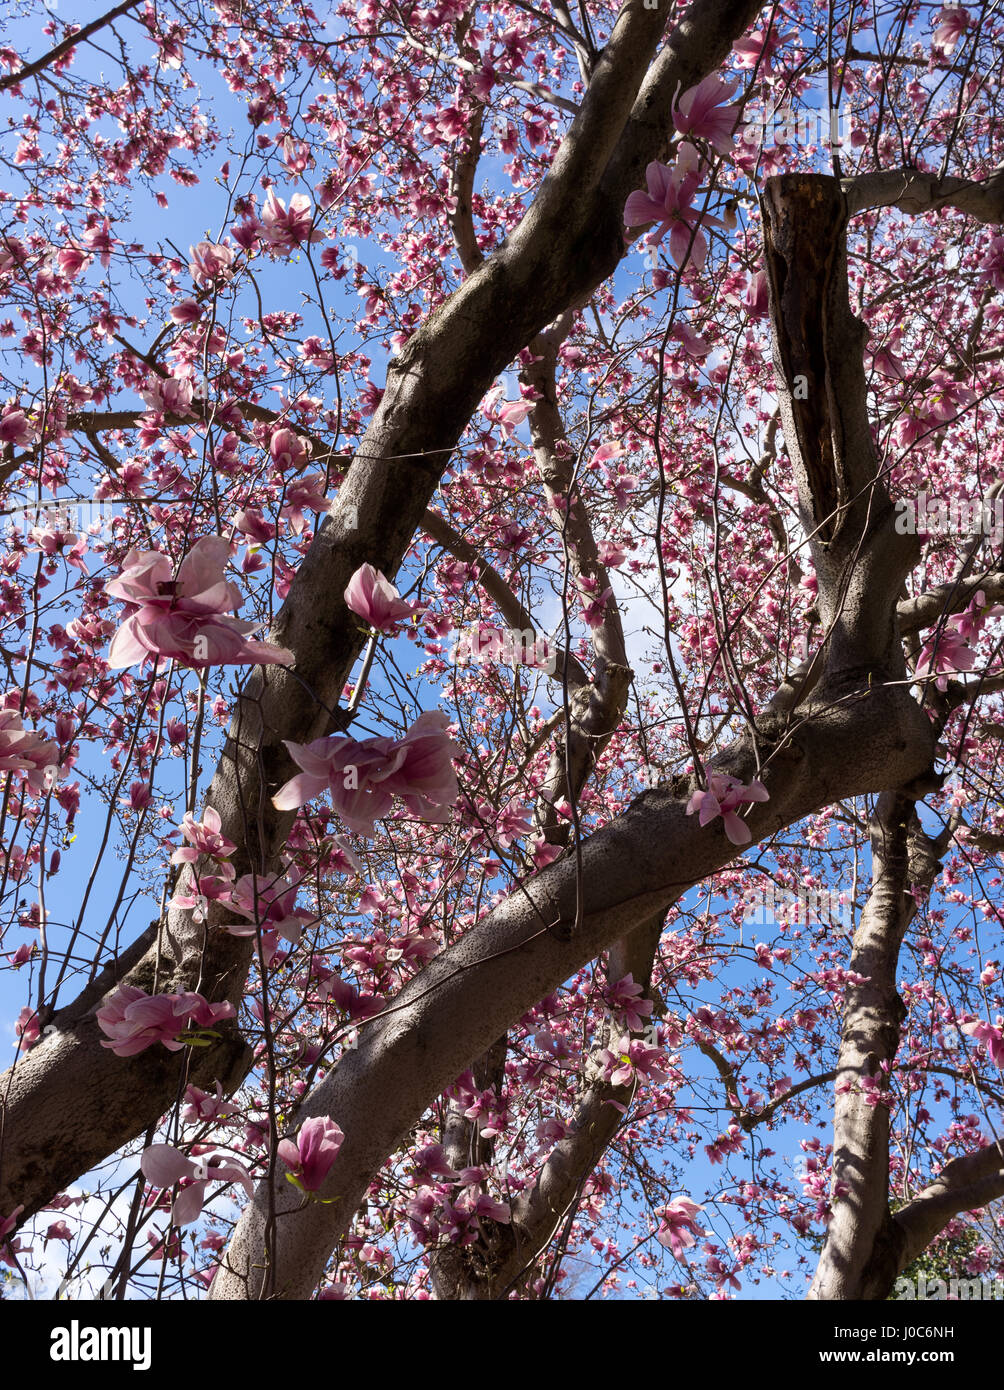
[672,74,743,155]
[96,983,235,1057]
[344,563,418,635]
[914,627,976,692]
[656,1197,704,1257]
[280,473,329,534]
[732,26,799,72]
[961,1018,1004,1068]
[277,1115,344,1191]
[933,5,970,53]
[482,384,535,439]
[0,404,36,447]
[141,1143,253,1225]
[623,145,724,269]
[106,535,294,670]
[272,710,459,836]
[0,707,60,793]
[686,772,769,846]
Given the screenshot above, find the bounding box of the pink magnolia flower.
[280,472,329,533]
[961,1018,1004,1068]
[269,426,310,472]
[0,708,60,792]
[656,1196,704,1257]
[226,872,315,946]
[743,269,769,319]
[686,772,769,845]
[171,805,236,865]
[57,244,91,279]
[96,983,235,1057]
[623,144,724,269]
[950,589,1004,643]
[604,973,654,1033]
[261,190,322,252]
[141,1143,253,1225]
[170,297,203,325]
[188,240,235,288]
[483,384,535,438]
[139,374,195,416]
[597,539,626,567]
[15,1005,41,1050]
[344,563,418,634]
[933,5,969,53]
[732,26,799,72]
[0,404,35,447]
[602,1035,669,1087]
[106,536,294,670]
[233,507,276,544]
[672,74,743,155]
[272,710,460,835]
[915,627,976,692]
[183,1081,229,1122]
[277,1115,345,1191]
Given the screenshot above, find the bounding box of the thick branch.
[842,166,1004,223]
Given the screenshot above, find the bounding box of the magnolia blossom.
[139,374,195,416]
[732,25,799,71]
[0,707,60,793]
[915,628,976,691]
[269,426,309,472]
[603,974,655,1033]
[597,539,626,568]
[280,472,329,533]
[656,1197,704,1257]
[261,190,321,252]
[141,1143,253,1225]
[623,145,724,270]
[106,535,294,670]
[672,74,742,155]
[277,1115,344,1191]
[96,983,235,1057]
[961,1018,1004,1068]
[482,384,534,439]
[933,5,970,53]
[0,404,35,447]
[602,1035,669,1087]
[914,589,1002,693]
[188,240,234,288]
[344,563,419,634]
[225,872,316,946]
[686,772,769,845]
[273,710,460,835]
[171,805,236,865]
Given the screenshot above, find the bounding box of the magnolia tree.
[2,0,1004,1304]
